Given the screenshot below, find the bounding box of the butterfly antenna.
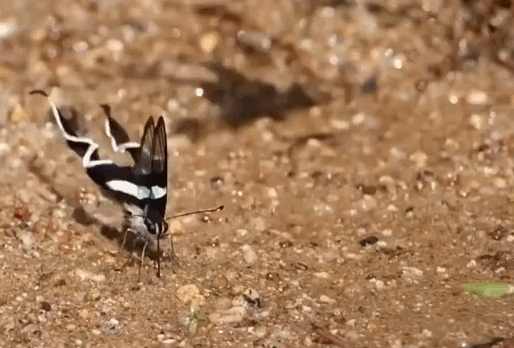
[166,205,224,221]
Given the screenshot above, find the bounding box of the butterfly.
[30,90,222,277]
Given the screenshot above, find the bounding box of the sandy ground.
[2,0,514,347]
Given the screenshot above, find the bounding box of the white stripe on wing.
[106,180,166,200]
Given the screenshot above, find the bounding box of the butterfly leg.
[119,228,130,252]
[168,234,180,267]
[115,229,139,273]
[138,240,149,280]
[115,253,134,273]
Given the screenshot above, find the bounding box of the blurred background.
[2,0,514,347]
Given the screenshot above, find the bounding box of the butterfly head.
[125,203,168,244]
[143,204,169,238]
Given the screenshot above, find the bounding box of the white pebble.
[401,266,424,283]
[176,284,205,309]
[75,269,105,282]
[19,230,34,250]
[266,188,277,198]
[251,217,266,231]
[375,280,385,290]
[387,204,398,212]
[0,18,17,39]
[319,295,334,304]
[315,272,330,279]
[237,229,248,237]
[390,147,406,161]
[355,195,377,212]
[410,151,428,168]
[330,119,350,130]
[494,177,507,189]
[302,305,312,312]
[469,114,483,130]
[352,112,366,125]
[254,326,267,337]
[466,90,488,105]
[209,306,247,324]
[382,229,393,236]
[241,245,257,264]
[467,259,477,268]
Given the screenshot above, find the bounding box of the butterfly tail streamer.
[100,104,140,162]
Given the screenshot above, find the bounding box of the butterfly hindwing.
[101,104,140,162]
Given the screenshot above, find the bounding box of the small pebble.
[242,288,262,308]
[390,147,406,161]
[79,309,90,319]
[237,229,248,237]
[40,301,51,311]
[352,112,366,125]
[410,151,428,168]
[354,195,377,212]
[313,201,334,215]
[254,326,267,337]
[315,272,330,279]
[319,295,334,303]
[467,259,477,268]
[199,31,221,54]
[87,289,101,301]
[209,306,247,324]
[177,284,200,301]
[469,114,483,130]
[0,18,18,39]
[103,318,121,333]
[75,269,105,282]
[176,284,205,309]
[375,280,385,290]
[231,285,245,295]
[466,90,488,105]
[401,266,424,283]
[494,177,507,189]
[251,217,266,231]
[359,235,379,247]
[387,204,398,212]
[241,244,257,264]
[331,119,350,130]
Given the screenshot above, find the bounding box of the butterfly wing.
[150,116,168,217]
[101,104,140,162]
[133,116,155,176]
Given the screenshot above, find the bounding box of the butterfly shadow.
[124,61,332,141]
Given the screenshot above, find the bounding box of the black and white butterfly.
[30,90,222,277]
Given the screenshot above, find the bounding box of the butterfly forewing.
[134,117,155,176]
[152,117,167,176]
[150,117,168,218]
